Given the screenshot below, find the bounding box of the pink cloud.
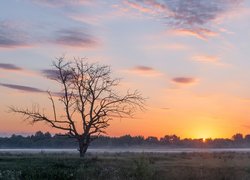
[172,77,198,85]
[192,55,219,63]
[124,0,155,14]
[170,28,218,40]
[191,55,230,67]
[145,43,188,51]
[123,66,163,77]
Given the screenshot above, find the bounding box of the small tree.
[10,57,145,157]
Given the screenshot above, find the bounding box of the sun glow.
[192,131,214,140]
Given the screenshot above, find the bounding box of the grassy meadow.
[1,152,250,180]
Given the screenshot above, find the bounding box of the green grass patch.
[1,152,250,179]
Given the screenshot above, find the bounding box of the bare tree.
[10,57,145,157]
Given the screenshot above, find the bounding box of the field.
[1,152,250,180]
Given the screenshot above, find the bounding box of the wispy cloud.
[124,0,158,14]
[0,83,44,93]
[124,66,163,77]
[0,63,40,77]
[40,69,59,79]
[124,0,243,39]
[145,43,188,51]
[170,28,218,40]
[191,55,230,67]
[68,13,103,25]
[52,29,98,48]
[0,21,31,48]
[172,77,198,85]
[0,63,22,71]
[134,66,153,71]
[0,83,62,97]
[192,55,219,63]
[67,7,128,26]
[0,19,99,49]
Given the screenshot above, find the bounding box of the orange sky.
[1,0,250,139]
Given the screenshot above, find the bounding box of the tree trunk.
[79,141,89,158]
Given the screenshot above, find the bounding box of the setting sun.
[0,1,250,140]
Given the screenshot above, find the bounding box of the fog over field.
[2,148,250,154]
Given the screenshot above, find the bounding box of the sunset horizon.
[1,0,250,140]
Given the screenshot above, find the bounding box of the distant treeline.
[1,131,250,148]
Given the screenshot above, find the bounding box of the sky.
[1,0,250,139]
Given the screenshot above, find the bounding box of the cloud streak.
[0,22,99,49]
[0,63,22,71]
[191,55,230,67]
[124,66,162,77]
[172,77,197,84]
[171,28,218,40]
[40,69,59,79]
[0,83,44,93]
[0,83,63,97]
[125,0,242,39]
[0,21,31,48]
[52,29,98,48]
[192,55,219,63]
[0,63,41,77]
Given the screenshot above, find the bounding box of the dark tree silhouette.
[232,133,243,143]
[10,57,145,157]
